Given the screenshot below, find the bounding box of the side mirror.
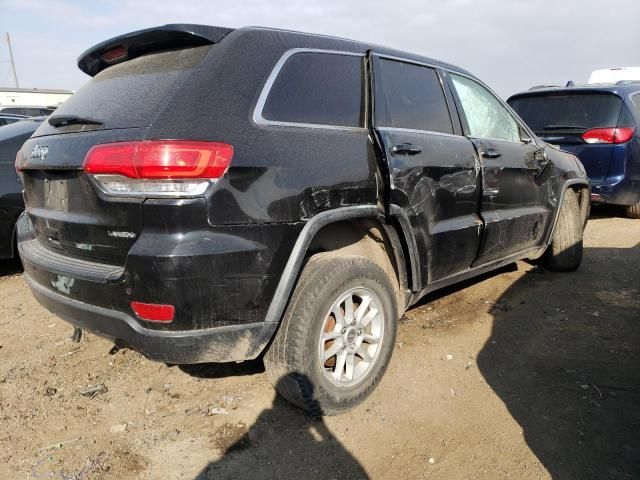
[519,126,533,144]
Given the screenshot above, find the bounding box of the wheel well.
[570,184,591,226]
[307,219,411,312]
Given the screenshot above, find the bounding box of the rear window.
[508,93,623,132]
[374,59,453,134]
[261,52,364,128]
[42,46,211,131]
[0,107,51,116]
[632,93,640,114]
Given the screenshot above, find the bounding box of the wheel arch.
[538,179,590,257]
[262,206,418,332]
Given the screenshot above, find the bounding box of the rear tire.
[625,203,640,219]
[264,252,397,416]
[543,189,583,271]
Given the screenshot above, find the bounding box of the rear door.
[448,73,552,265]
[371,55,482,284]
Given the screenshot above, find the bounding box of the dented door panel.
[472,138,552,265]
[377,128,482,283]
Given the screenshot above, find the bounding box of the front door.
[447,73,552,266]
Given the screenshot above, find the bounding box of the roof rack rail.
[528,85,560,91]
[615,79,640,86]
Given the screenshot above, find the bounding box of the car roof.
[79,23,474,79]
[0,117,44,141]
[241,26,472,75]
[509,82,640,100]
[0,113,29,119]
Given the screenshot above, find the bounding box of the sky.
[0,0,639,98]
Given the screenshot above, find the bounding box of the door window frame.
[253,48,369,132]
[444,71,537,145]
[370,53,464,137]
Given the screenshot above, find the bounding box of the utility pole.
[6,33,19,88]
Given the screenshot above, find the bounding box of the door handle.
[391,143,423,155]
[480,148,501,159]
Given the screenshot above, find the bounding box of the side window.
[451,74,520,142]
[631,94,640,116]
[375,59,453,134]
[261,52,364,128]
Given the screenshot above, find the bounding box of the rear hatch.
[508,92,627,183]
[18,32,218,266]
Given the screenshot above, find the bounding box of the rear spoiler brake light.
[77,24,233,76]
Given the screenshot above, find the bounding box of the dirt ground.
[1,205,639,480]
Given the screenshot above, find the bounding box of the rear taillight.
[15,150,24,183]
[582,127,635,144]
[15,150,23,172]
[83,140,233,197]
[101,45,127,62]
[131,301,175,323]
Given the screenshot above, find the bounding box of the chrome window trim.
[373,52,537,143]
[377,126,461,139]
[252,48,368,133]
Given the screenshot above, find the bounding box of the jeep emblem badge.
[30,144,48,162]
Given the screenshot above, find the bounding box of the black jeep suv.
[16,24,589,415]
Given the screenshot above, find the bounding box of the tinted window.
[451,74,520,142]
[1,107,51,116]
[0,116,22,125]
[374,59,453,134]
[508,94,624,133]
[262,52,364,127]
[43,46,211,130]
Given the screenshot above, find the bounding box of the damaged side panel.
[377,128,482,284]
[471,138,553,266]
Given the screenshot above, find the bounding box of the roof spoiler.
[77,24,234,76]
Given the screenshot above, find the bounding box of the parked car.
[508,82,640,217]
[0,113,28,127]
[15,24,589,415]
[0,117,42,259]
[0,106,56,117]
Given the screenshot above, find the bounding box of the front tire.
[543,188,583,271]
[264,252,398,416]
[625,203,640,219]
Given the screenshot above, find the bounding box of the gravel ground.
[1,206,638,479]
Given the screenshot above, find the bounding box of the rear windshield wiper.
[48,115,103,128]
[542,124,587,130]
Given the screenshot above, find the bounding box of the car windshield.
[509,93,623,132]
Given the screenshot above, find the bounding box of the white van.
[588,67,640,84]
[0,87,73,116]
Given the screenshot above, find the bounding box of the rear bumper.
[24,272,278,363]
[591,177,640,205]
[16,211,299,364]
